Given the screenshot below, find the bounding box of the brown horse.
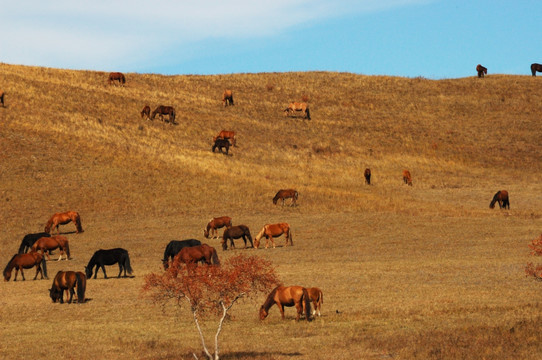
[476,64,487,78]
[3,251,48,281]
[531,63,542,76]
[44,211,83,234]
[254,223,292,249]
[31,236,71,261]
[151,105,176,124]
[402,170,413,186]
[490,190,510,209]
[213,130,236,147]
[364,168,371,185]
[140,105,151,119]
[259,285,311,322]
[172,244,220,271]
[49,270,86,304]
[204,216,232,239]
[222,90,234,106]
[108,72,126,85]
[284,102,311,120]
[273,189,298,207]
[222,225,253,250]
[304,287,323,317]
[0,91,4,107]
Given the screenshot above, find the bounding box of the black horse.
[85,248,133,279]
[18,232,51,254]
[162,239,202,269]
[531,63,542,76]
[222,225,254,250]
[212,138,230,155]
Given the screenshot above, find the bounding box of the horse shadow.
[218,351,302,359]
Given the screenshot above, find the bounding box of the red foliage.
[525,234,542,280]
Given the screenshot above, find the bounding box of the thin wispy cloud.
[0,0,428,72]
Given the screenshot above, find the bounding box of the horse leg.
[19,268,25,281]
[33,265,41,280]
[100,265,107,279]
[57,249,64,261]
[68,288,75,303]
[295,302,303,321]
[278,303,285,319]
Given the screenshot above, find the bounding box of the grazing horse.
[531,63,542,76]
[222,225,253,250]
[490,190,510,209]
[140,105,151,120]
[304,287,323,317]
[476,64,487,78]
[85,248,133,279]
[162,239,202,269]
[3,251,47,281]
[254,223,292,249]
[108,72,126,85]
[44,211,83,234]
[273,189,298,207]
[364,168,371,185]
[402,170,413,186]
[212,138,230,154]
[222,90,234,106]
[172,244,220,271]
[151,105,176,124]
[259,285,311,322]
[0,91,4,107]
[31,236,71,261]
[18,232,51,254]
[213,130,236,147]
[284,102,311,120]
[49,271,86,304]
[204,216,232,239]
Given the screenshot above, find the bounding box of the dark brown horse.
[364,168,371,185]
[402,170,412,186]
[3,251,48,281]
[212,138,230,155]
[305,287,323,317]
[531,63,542,76]
[31,236,71,261]
[259,285,311,322]
[213,130,236,147]
[284,102,311,120]
[0,91,5,107]
[273,189,298,207]
[476,64,487,78]
[204,216,232,239]
[151,105,176,124]
[44,211,83,234]
[222,90,234,106]
[49,270,86,304]
[222,225,253,250]
[254,223,292,249]
[172,244,220,271]
[108,72,126,85]
[490,190,510,209]
[140,105,151,119]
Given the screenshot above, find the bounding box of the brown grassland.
[1,63,542,359]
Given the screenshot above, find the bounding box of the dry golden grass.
[1,63,542,359]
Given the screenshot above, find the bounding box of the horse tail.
[41,255,48,279]
[302,288,312,321]
[75,213,83,233]
[76,272,86,303]
[305,107,311,120]
[124,251,133,275]
[211,248,220,265]
[65,241,71,259]
[319,289,323,305]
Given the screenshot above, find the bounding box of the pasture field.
[1,63,542,359]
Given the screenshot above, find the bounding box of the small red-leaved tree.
[525,234,542,280]
[142,254,280,360]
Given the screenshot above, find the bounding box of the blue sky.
[1,1,539,78]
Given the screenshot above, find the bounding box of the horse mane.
[73,213,83,232]
[3,254,18,275]
[262,286,280,311]
[44,217,54,233]
[490,191,501,208]
[254,226,267,244]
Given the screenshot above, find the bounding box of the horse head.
[84,266,92,279]
[49,287,61,303]
[259,306,268,320]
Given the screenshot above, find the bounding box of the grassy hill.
[1,63,542,359]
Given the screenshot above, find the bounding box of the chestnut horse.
[49,270,86,304]
[476,64,487,78]
[364,168,371,185]
[402,170,413,186]
[172,244,220,271]
[3,251,48,281]
[204,216,232,239]
[273,189,298,207]
[151,105,176,124]
[284,102,311,120]
[531,63,542,76]
[44,211,83,234]
[490,190,510,209]
[254,223,292,249]
[259,285,311,322]
[140,105,151,120]
[31,236,71,261]
[108,72,126,85]
[222,225,253,250]
[213,130,236,147]
[162,239,202,269]
[222,90,234,106]
[305,287,323,317]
